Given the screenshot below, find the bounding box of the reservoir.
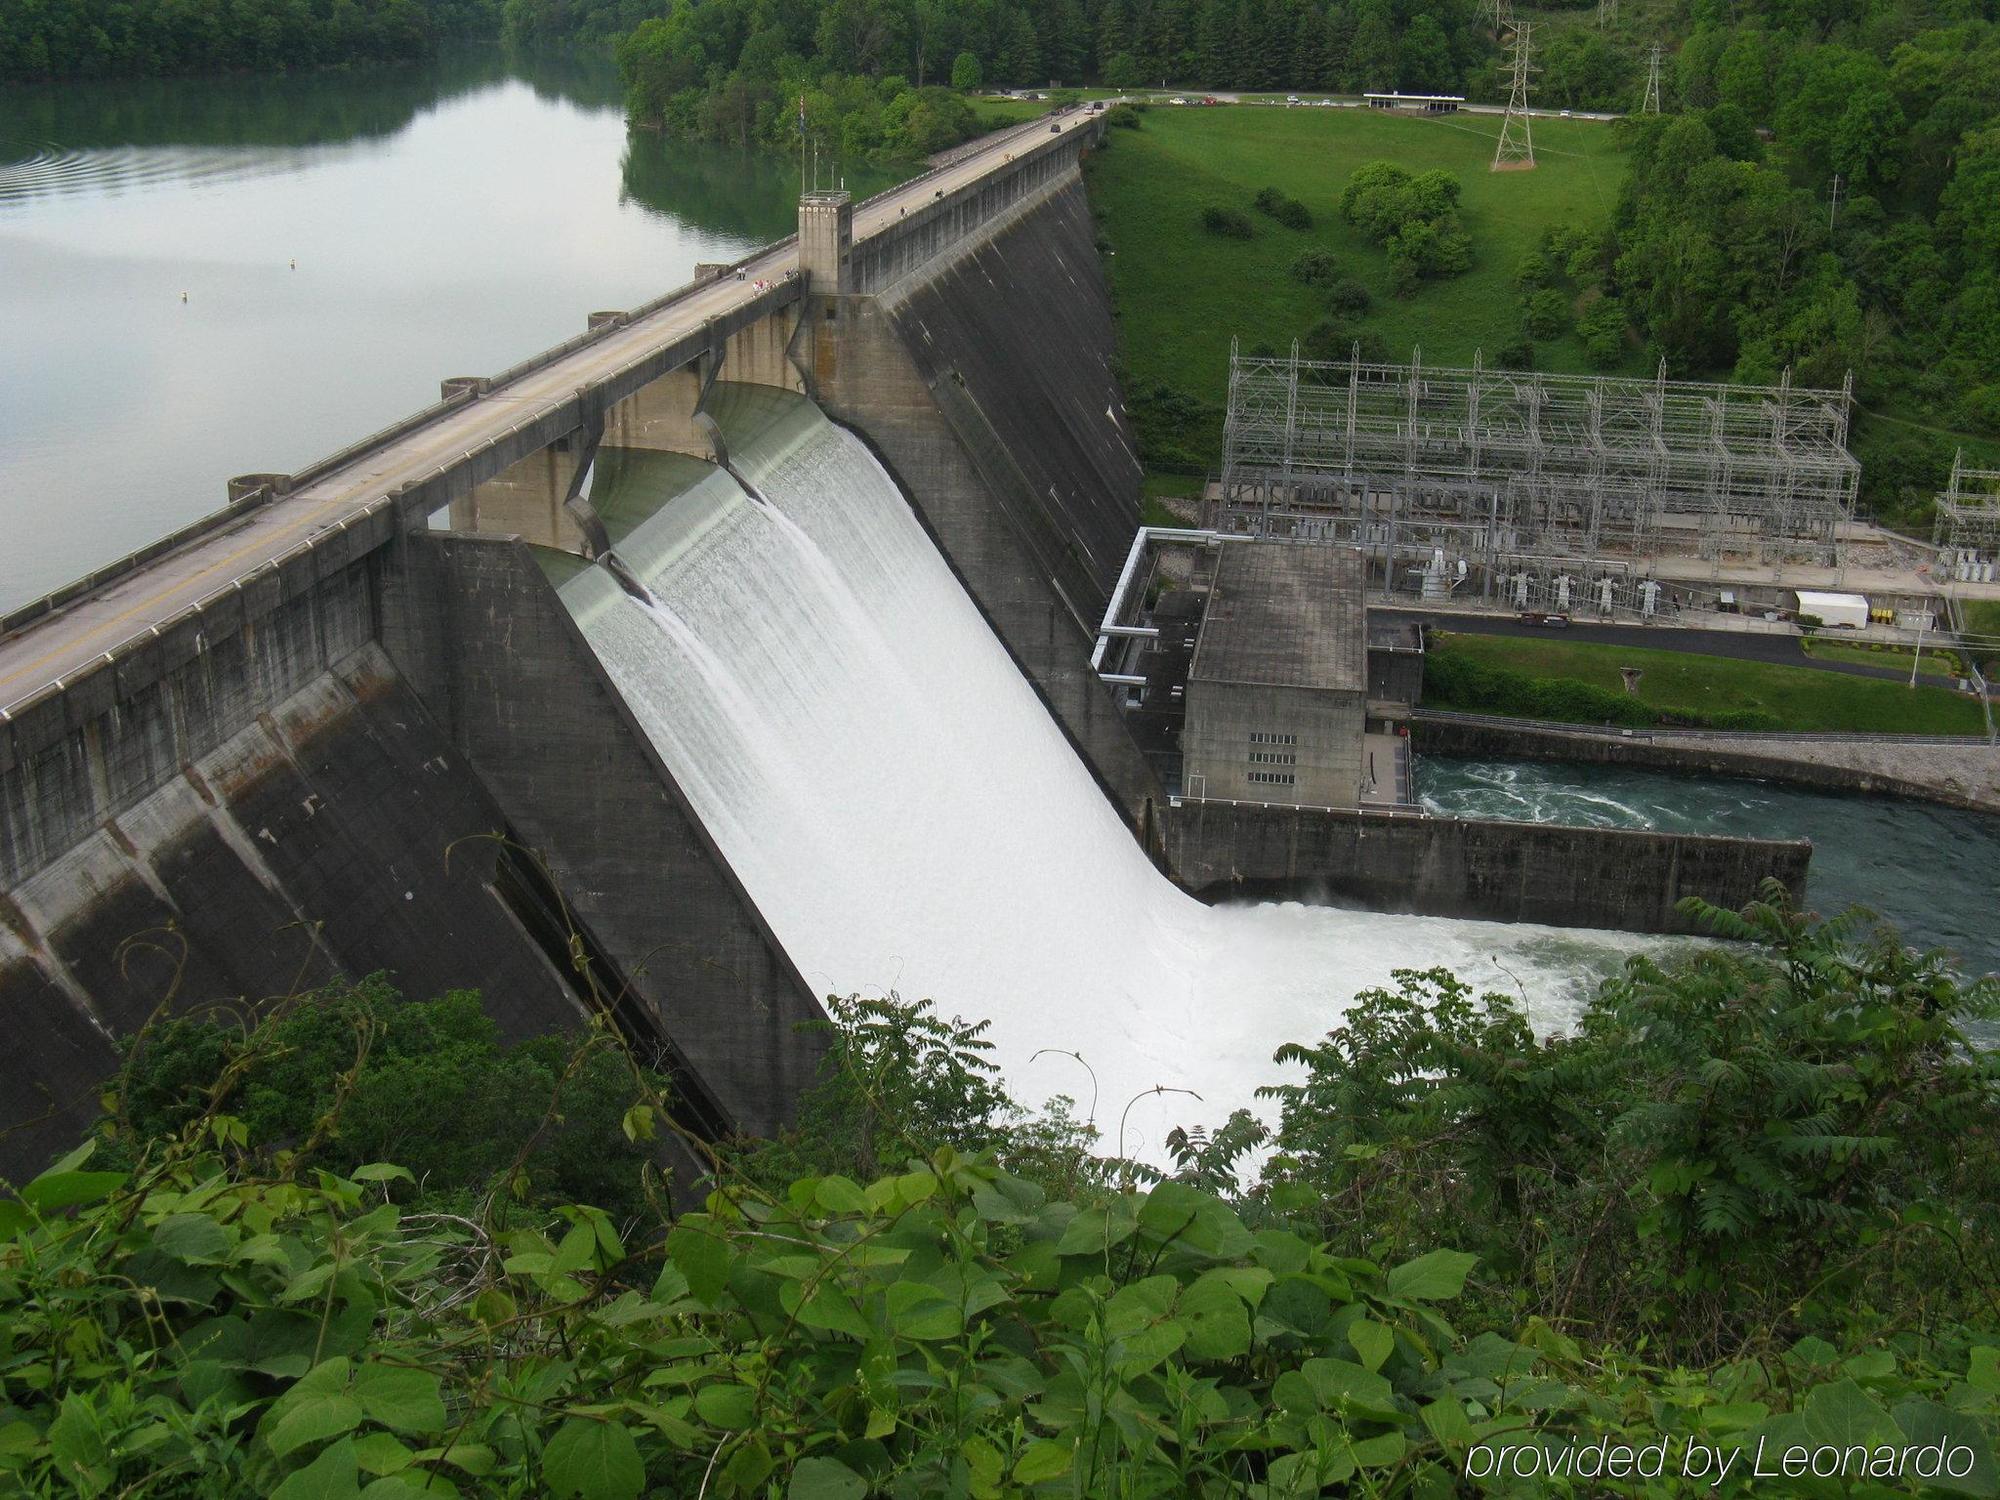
[0,46,898,610]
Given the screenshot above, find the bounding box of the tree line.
[1602,16,2000,521]
[0,0,502,82]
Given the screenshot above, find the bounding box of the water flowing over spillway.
[560,392,1651,1158]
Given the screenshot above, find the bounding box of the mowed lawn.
[1431,632,1990,735]
[1083,105,1634,466]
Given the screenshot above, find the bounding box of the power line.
[1492,22,1536,172]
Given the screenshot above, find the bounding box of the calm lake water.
[1417,757,2000,978]
[0,46,900,610]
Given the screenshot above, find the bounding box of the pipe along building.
[0,113,1807,1178]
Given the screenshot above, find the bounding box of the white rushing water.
[562,396,1654,1160]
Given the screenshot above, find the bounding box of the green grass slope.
[1429,631,1989,734]
[1085,105,1634,471]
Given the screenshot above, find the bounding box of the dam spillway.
[559,390,1648,1154]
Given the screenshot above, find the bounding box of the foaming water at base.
[562,399,1660,1156]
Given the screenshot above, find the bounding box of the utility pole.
[1828,172,1843,233]
[1492,22,1536,172]
[1642,44,1662,113]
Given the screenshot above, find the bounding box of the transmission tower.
[1492,23,1536,171]
[1641,44,1662,113]
[1598,0,1617,31]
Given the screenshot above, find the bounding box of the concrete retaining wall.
[0,644,582,1177]
[1164,799,1810,934]
[380,534,827,1139]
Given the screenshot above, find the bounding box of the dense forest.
[1,890,1996,1493]
[0,0,502,82]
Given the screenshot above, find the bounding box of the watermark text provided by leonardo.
[1464,1433,1980,1486]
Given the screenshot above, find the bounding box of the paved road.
[1386,610,1947,686]
[0,109,1090,715]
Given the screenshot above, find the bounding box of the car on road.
[1518,610,1571,627]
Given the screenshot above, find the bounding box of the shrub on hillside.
[1200,204,1252,238]
[1577,293,1629,367]
[1524,286,1572,339]
[1254,185,1313,229]
[1341,161,1473,291]
[1303,316,1388,364]
[1326,277,1373,317]
[1289,246,1339,285]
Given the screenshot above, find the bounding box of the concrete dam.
[0,111,1804,1175]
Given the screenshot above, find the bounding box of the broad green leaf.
[788,1456,867,1500]
[1801,1378,1900,1452]
[887,1281,962,1341]
[351,1432,414,1476]
[814,1175,869,1214]
[268,1395,365,1459]
[1351,1430,1407,1467]
[666,1224,732,1306]
[1055,1199,1139,1257]
[272,1437,362,1500]
[542,1417,644,1500]
[20,1170,126,1213]
[1302,1358,1402,1422]
[1384,1249,1476,1303]
[48,1396,110,1496]
[1969,1348,2000,1394]
[1013,1440,1074,1483]
[1117,1319,1187,1376]
[1136,1180,1252,1258]
[353,1365,447,1435]
[785,1281,873,1342]
[1422,1399,1473,1447]
[350,1164,414,1184]
[1348,1317,1394,1372]
[694,1384,758,1430]
[1178,1277,1252,1362]
[154,1213,233,1265]
[1891,1399,1994,1498]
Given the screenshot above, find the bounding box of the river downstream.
[1417,758,2000,977]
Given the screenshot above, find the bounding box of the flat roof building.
[1363,92,1465,112]
[1183,542,1369,808]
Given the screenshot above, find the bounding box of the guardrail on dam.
[0,108,1164,1177]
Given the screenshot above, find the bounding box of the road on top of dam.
[0,109,1090,716]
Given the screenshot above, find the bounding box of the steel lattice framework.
[1217,344,1860,574]
[1932,450,2000,565]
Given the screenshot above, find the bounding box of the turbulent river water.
[1418,758,2000,978]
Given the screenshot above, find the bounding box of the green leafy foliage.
[6,903,1998,1493]
[100,978,670,1223]
[1338,160,1473,294]
[1253,185,1313,230]
[1261,886,2000,1360]
[1200,203,1254,238]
